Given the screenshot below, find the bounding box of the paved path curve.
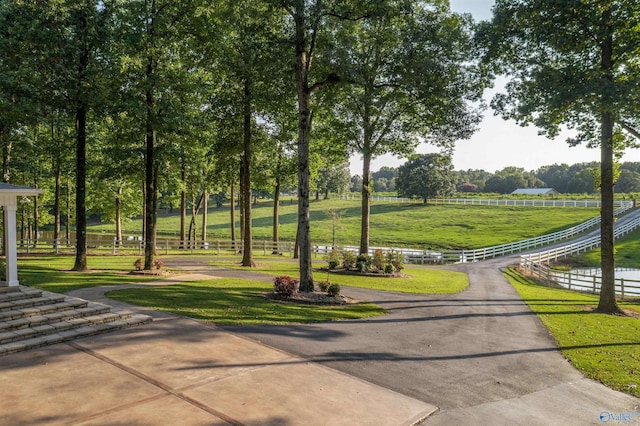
[164,256,640,425]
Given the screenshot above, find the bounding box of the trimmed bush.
[325,250,340,270]
[342,250,357,270]
[273,276,300,297]
[134,258,143,271]
[356,254,371,273]
[318,281,330,292]
[372,249,384,270]
[384,264,395,274]
[385,251,405,271]
[327,283,341,297]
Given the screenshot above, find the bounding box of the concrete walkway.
[0,271,434,425]
[2,257,639,425]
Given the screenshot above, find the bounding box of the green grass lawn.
[574,227,640,268]
[107,279,386,325]
[209,258,469,294]
[504,267,640,398]
[89,199,599,250]
[17,255,161,294]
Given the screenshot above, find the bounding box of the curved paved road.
[165,256,640,425]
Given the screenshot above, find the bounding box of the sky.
[348,0,640,175]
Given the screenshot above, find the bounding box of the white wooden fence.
[339,195,633,208]
[518,262,640,298]
[13,203,637,269]
[518,208,640,298]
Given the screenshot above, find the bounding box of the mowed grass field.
[89,198,600,250]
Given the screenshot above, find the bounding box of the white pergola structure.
[1,183,43,287]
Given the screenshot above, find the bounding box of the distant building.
[511,188,560,196]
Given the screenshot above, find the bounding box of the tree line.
[357,160,640,197]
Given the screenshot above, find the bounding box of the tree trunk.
[272,168,281,255]
[33,175,39,247]
[596,21,622,315]
[72,103,88,271]
[143,45,156,269]
[141,179,146,244]
[115,185,122,246]
[1,126,12,183]
[359,152,372,255]
[53,161,61,249]
[597,111,622,314]
[230,183,236,249]
[66,178,71,245]
[294,6,313,291]
[241,78,255,267]
[180,164,186,248]
[201,191,208,247]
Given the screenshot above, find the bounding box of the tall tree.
[480,0,640,313]
[282,1,384,291]
[321,2,484,254]
[1,1,117,270]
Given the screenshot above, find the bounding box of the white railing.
[338,195,632,208]
[519,209,640,298]
[518,262,640,298]
[424,198,625,208]
[521,209,640,265]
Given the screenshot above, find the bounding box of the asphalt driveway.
[166,257,640,424]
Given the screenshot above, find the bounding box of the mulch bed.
[266,291,361,305]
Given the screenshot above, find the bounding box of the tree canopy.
[479,0,640,313]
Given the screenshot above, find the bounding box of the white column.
[3,204,19,286]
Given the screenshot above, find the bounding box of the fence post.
[139,241,142,256]
[166,240,169,255]
[593,276,597,294]
[621,278,625,299]
[113,238,116,255]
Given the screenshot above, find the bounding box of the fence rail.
[519,262,640,299]
[338,195,632,208]
[518,208,640,299]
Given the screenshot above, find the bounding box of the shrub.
[133,258,143,271]
[341,250,357,270]
[273,276,300,297]
[327,283,340,297]
[356,254,372,273]
[385,251,405,271]
[318,281,330,292]
[153,259,164,270]
[325,250,340,270]
[384,264,395,274]
[372,249,384,270]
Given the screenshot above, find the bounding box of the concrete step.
[0,286,153,356]
[0,293,68,312]
[0,301,111,331]
[0,297,88,322]
[0,314,152,356]
[0,286,43,303]
[0,310,137,344]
